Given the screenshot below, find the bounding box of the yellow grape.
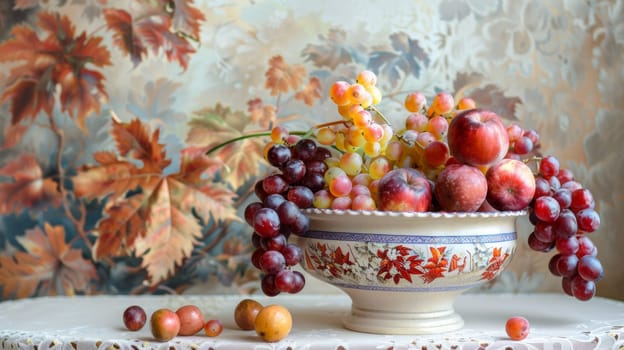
[457,97,476,110]
[313,189,333,209]
[385,140,404,161]
[329,174,353,197]
[352,173,373,186]
[352,109,373,128]
[324,156,340,170]
[356,70,377,87]
[362,123,384,143]
[331,196,352,210]
[337,104,352,119]
[368,156,391,180]
[270,126,289,143]
[351,194,376,211]
[346,104,365,119]
[334,132,347,152]
[347,126,366,148]
[324,166,347,183]
[339,152,363,176]
[416,131,436,148]
[379,124,393,145]
[316,127,336,145]
[405,113,428,131]
[404,92,427,113]
[343,140,360,153]
[363,141,381,157]
[429,92,454,116]
[367,85,382,105]
[425,115,449,140]
[263,141,276,160]
[360,93,373,109]
[346,84,371,106]
[329,81,351,106]
[254,305,292,342]
[350,184,371,198]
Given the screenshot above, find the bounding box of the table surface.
[0,293,623,350]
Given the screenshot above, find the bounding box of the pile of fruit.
[122,304,223,341]
[242,70,603,301]
[122,299,292,343]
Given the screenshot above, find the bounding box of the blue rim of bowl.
[302,208,527,219]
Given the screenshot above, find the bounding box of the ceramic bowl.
[290,208,526,335]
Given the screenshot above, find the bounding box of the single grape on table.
[176,304,205,336]
[237,69,603,301]
[505,316,530,340]
[203,319,223,337]
[122,305,147,331]
[150,308,180,342]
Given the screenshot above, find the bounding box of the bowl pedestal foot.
[341,289,465,335]
[343,305,464,335]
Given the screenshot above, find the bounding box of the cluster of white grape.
[311,74,480,211]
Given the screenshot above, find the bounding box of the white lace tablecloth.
[0,293,623,350]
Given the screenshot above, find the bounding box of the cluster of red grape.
[527,155,602,301]
[505,123,541,157]
[244,136,334,296]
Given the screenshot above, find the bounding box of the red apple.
[486,158,536,211]
[378,168,432,212]
[448,109,509,167]
[434,164,487,212]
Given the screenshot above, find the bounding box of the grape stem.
[206,131,293,154]
[314,119,352,129]
[370,105,391,126]
[524,156,543,176]
[205,121,349,155]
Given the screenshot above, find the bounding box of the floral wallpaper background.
[0,0,622,301]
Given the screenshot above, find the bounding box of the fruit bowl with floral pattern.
[290,208,526,335]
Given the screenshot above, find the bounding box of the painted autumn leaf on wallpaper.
[248,98,277,129]
[0,3,204,142]
[186,55,322,188]
[295,77,322,106]
[0,154,61,214]
[166,0,205,38]
[0,223,97,299]
[302,28,358,69]
[265,55,307,95]
[103,6,200,70]
[72,117,239,283]
[369,32,429,87]
[452,72,522,119]
[186,105,266,189]
[0,11,111,130]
